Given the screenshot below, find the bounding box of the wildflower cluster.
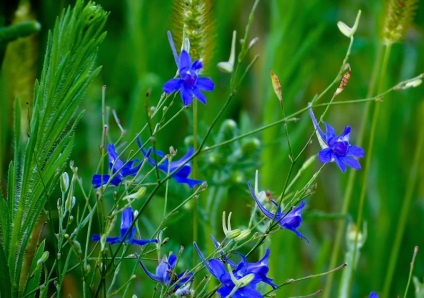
[87,26,367,297]
[8,1,422,297]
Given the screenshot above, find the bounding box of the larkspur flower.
[138,140,204,188]
[248,182,308,242]
[369,291,378,298]
[92,207,157,246]
[139,253,193,291]
[92,144,147,188]
[194,241,277,298]
[308,102,364,172]
[163,31,214,106]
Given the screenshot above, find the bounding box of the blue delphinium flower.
[194,242,277,298]
[369,291,378,298]
[92,207,157,246]
[139,141,204,188]
[163,31,215,106]
[92,144,146,188]
[139,253,193,291]
[248,182,308,242]
[308,102,364,172]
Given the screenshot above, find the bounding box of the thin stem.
[192,97,199,266]
[403,246,419,298]
[264,263,347,296]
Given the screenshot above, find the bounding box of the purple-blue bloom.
[194,242,277,298]
[92,144,145,188]
[308,102,364,172]
[139,253,193,291]
[369,291,378,298]
[92,207,157,246]
[140,143,204,188]
[163,31,214,106]
[248,182,308,242]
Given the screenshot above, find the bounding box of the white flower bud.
[337,10,361,38]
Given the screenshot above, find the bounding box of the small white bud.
[217,30,237,73]
[60,172,69,192]
[337,10,361,38]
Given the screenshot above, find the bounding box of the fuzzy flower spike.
[92,207,158,246]
[163,31,214,106]
[248,182,308,242]
[308,102,364,172]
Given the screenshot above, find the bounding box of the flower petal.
[318,148,334,163]
[196,77,215,91]
[192,87,207,104]
[120,207,135,239]
[323,121,336,140]
[139,260,163,283]
[173,175,204,188]
[308,103,327,141]
[192,59,203,71]
[92,174,110,188]
[340,156,361,170]
[163,78,182,94]
[179,50,192,71]
[181,85,194,106]
[167,30,179,66]
[248,182,277,219]
[334,155,347,172]
[104,236,122,244]
[130,238,158,246]
[339,126,351,142]
[347,145,364,158]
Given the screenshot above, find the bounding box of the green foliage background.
[0,0,423,297]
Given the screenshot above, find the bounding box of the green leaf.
[0,244,12,298]
[23,240,46,298]
[5,1,108,295]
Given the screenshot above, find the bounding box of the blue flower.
[163,31,214,106]
[369,291,378,298]
[92,207,157,246]
[92,144,145,188]
[139,253,193,291]
[308,103,364,172]
[248,182,308,242]
[194,242,277,298]
[139,141,204,188]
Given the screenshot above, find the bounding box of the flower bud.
[37,251,49,266]
[337,10,361,38]
[60,172,69,193]
[234,229,251,242]
[241,138,260,156]
[217,31,236,73]
[228,264,254,288]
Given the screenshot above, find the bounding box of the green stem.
[383,108,424,296]
[192,98,199,266]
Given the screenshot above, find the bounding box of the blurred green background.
[0,0,423,297]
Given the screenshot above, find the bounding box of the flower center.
[331,140,349,156]
[182,70,198,88]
